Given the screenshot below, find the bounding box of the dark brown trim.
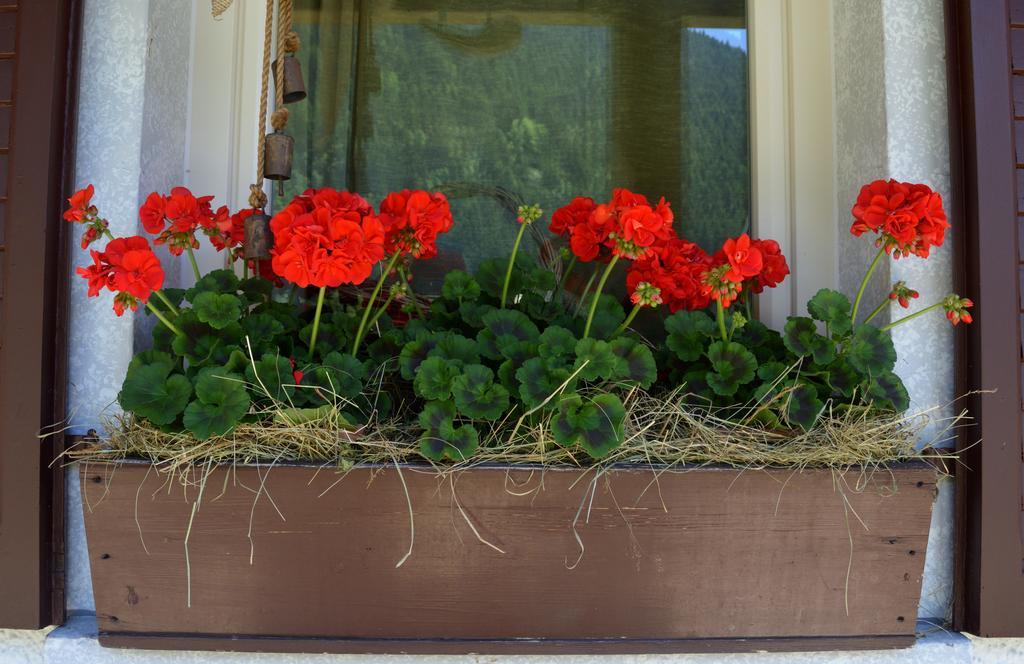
[948,0,1024,637]
[0,0,77,629]
[98,632,915,655]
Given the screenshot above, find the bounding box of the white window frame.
[186,0,837,329]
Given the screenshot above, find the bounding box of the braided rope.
[211,0,233,18]
[274,0,292,110]
[248,0,275,210]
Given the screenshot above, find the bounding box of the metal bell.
[263,131,294,181]
[273,56,307,104]
[243,212,272,260]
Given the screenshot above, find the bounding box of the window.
[186,0,835,328]
[281,1,750,291]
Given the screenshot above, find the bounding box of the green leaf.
[242,313,285,345]
[118,351,192,426]
[399,334,442,380]
[538,325,577,361]
[244,353,295,403]
[418,400,456,433]
[609,338,657,389]
[515,357,575,410]
[665,310,716,361]
[417,401,479,461]
[451,364,510,420]
[413,356,462,401]
[497,359,521,400]
[182,367,250,439]
[476,257,521,299]
[367,328,406,368]
[757,361,789,383]
[185,269,240,302]
[441,270,481,302]
[308,351,365,400]
[867,371,910,412]
[191,293,242,329]
[824,358,863,398]
[429,333,481,365]
[458,301,496,329]
[551,394,626,459]
[705,341,758,397]
[807,288,853,336]
[785,382,824,431]
[476,309,540,360]
[782,317,835,365]
[420,422,480,462]
[847,324,897,376]
[239,276,273,304]
[573,338,619,382]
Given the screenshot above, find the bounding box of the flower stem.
[307,286,327,361]
[863,299,889,325]
[186,246,202,282]
[397,266,421,318]
[352,253,401,356]
[574,267,598,316]
[612,302,642,338]
[582,254,620,339]
[145,299,185,337]
[558,255,577,294]
[501,222,529,308]
[242,259,249,280]
[366,291,397,331]
[716,299,729,342]
[154,289,180,317]
[851,247,886,325]
[881,302,943,331]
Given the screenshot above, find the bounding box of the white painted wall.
[2,0,1019,662]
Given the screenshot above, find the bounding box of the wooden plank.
[82,462,935,652]
[98,632,916,655]
[1014,28,1024,71]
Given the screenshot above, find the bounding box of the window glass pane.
[283,1,749,291]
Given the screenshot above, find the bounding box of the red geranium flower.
[550,197,596,237]
[63,184,110,249]
[749,239,790,293]
[140,187,218,256]
[378,189,453,259]
[722,233,763,283]
[208,207,252,258]
[63,185,94,223]
[270,188,385,288]
[627,238,712,312]
[75,235,164,316]
[850,179,949,259]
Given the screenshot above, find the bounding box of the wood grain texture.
[81,461,936,653]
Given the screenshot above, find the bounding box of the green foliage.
[118,351,192,426]
[245,353,295,404]
[451,364,510,420]
[609,338,657,389]
[784,382,824,431]
[705,341,757,396]
[441,270,481,302]
[192,292,243,330]
[665,310,716,361]
[573,338,619,382]
[551,394,627,459]
[182,367,250,439]
[807,289,853,336]
[782,317,835,366]
[847,324,897,376]
[418,400,479,461]
[413,356,462,401]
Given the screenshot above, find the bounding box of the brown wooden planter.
[80,460,937,655]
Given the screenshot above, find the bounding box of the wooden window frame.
[948,0,1024,637]
[0,0,79,629]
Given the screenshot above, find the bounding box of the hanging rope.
[211,0,233,18]
[248,0,275,210]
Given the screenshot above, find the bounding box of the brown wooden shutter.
[0,0,78,629]
[949,0,1024,637]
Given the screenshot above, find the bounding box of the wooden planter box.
[80,461,936,655]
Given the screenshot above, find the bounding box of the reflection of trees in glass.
[281,3,749,278]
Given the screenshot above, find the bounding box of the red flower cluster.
[270,187,385,288]
[850,179,949,259]
[208,207,252,259]
[943,294,973,326]
[76,236,164,316]
[889,281,920,309]
[140,187,227,256]
[554,189,674,263]
[378,189,453,259]
[699,234,790,308]
[63,185,110,249]
[626,238,713,312]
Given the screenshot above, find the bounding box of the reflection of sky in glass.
[691,28,747,52]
